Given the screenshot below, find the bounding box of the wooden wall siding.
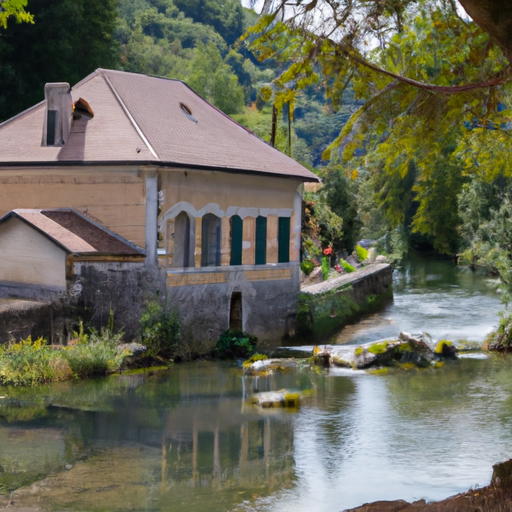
[0,171,146,248]
[0,217,67,288]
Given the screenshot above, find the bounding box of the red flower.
[323,247,334,256]
[334,264,343,273]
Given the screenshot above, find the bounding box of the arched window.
[201,214,221,267]
[173,211,192,268]
[230,215,243,266]
[255,216,267,265]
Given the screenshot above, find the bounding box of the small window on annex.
[173,211,192,268]
[255,216,267,265]
[201,213,221,267]
[230,215,243,265]
[278,216,290,263]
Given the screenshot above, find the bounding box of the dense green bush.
[356,244,368,262]
[215,330,258,359]
[140,300,181,357]
[300,259,316,275]
[321,256,330,280]
[340,259,355,273]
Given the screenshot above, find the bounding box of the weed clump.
[486,314,512,351]
[216,330,258,359]
[140,300,181,357]
[0,337,70,386]
[0,317,129,386]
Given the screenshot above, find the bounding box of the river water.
[0,256,510,512]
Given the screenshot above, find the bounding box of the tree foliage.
[0,0,33,28]
[0,0,118,120]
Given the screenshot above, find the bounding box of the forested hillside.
[4,0,512,295]
[0,0,353,169]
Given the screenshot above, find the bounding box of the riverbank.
[346,459,512,512]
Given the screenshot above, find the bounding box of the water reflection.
[0,258,509,511]
[3,358,512,511]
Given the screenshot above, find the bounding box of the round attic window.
[180,103,198,123]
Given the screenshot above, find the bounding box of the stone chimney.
[41,83,73,147]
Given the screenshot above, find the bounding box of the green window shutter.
[230,215,243,265]
[255,216,267,265]
[278,217,290,263]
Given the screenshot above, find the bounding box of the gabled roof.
[0,208,145,256]
[0,68,319,182]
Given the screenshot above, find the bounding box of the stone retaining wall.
[294,263,393,340]
[0,299,65,343]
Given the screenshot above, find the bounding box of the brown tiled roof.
[1,209,144,256]
[0,69,319,182]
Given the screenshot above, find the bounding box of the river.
[0,256,510,512]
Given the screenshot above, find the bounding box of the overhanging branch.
[344,46,510,93]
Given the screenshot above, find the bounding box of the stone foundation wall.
[167,263,300,350]
[0,299,67,343]
[0,262,301,348]
[69,261,166,339]
[295,263,393,341]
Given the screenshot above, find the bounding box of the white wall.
[0,217,67,289]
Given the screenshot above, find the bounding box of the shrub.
[300,259,316,275]
[216,330,258,359]
[486,314,512,350]
[356,244,369,262]
[340,259,355,273]
[63,337,124,377]
[140,300,181,357]
[0,337,71,386]
[321,256,330,280]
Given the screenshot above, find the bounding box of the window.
[201,214,221,266]
[278,217,290,263]
[230,215,243,265]
[255,216,267,265]
[180,103,198,123]
[173,211,191,267]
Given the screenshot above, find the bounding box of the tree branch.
[342,45,510,93]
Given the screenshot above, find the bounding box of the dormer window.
[180,103,197,123]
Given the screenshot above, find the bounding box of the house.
[0,69,319,345]
[0,208,145,297]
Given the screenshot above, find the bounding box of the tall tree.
[0,0,118,121]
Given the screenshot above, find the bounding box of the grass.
[0,330,129,386]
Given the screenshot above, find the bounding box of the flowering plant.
[323,247,334,256]
[334,264,343,274]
